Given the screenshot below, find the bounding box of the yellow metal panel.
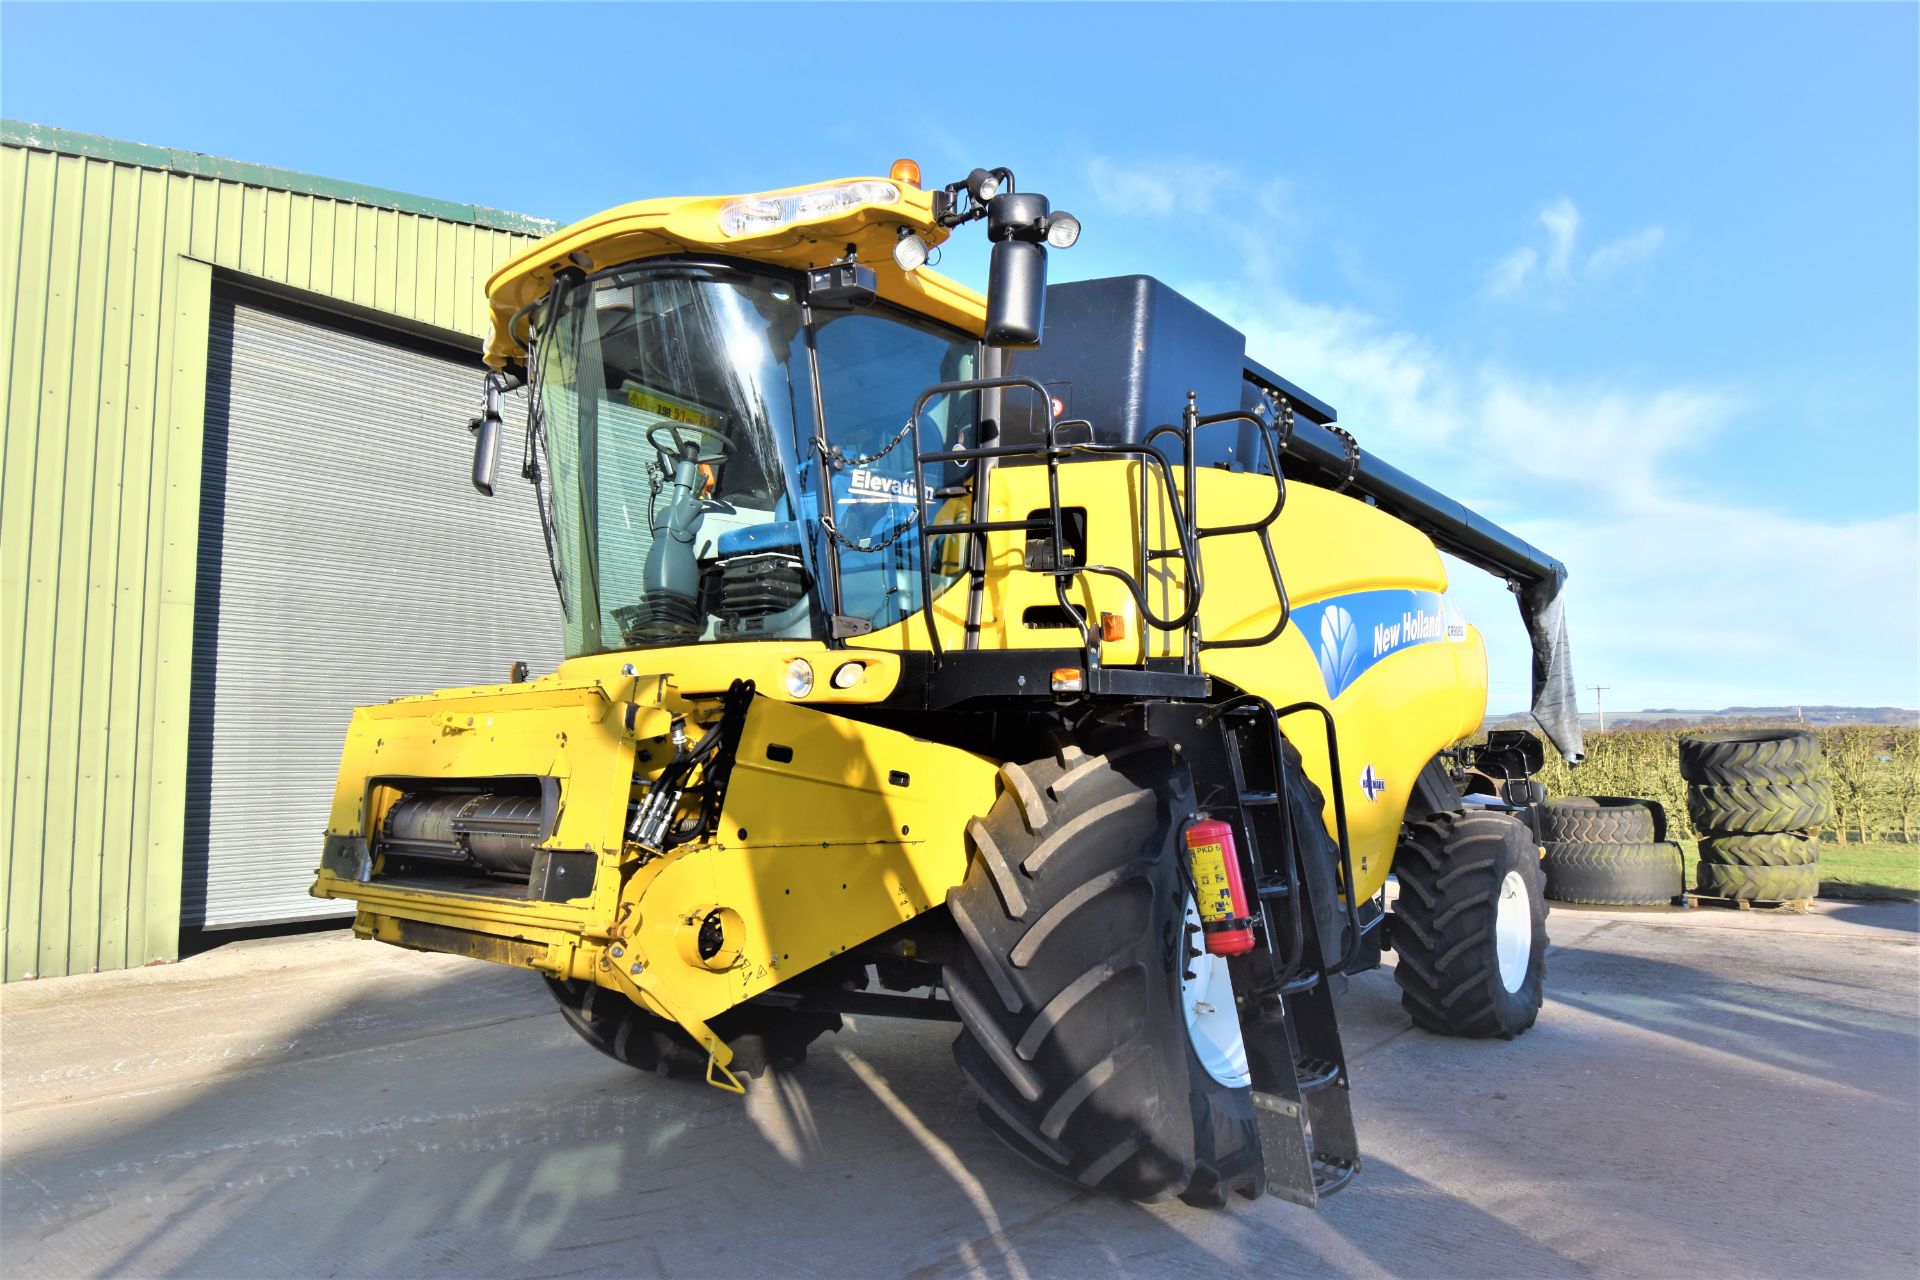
[373,207,398,314]
[14,152,91,978]
[97,164,174,974]
[284,193,313,291]
[623,698,1000,1025]
[454,221,477,338]
[393,212,418,320]
[141,256,212,962]
[69,160,143,976]
[330,197,355,302]
[264,188,292,283]
[39,157,116,976]
[314,677,1000,1037]
[306,197,335,295]
[0,144,24,407]
[351,205,377,306]
[183,173,214,262]
[433,220,458,330]
[2,146,62,978]
[238,183,269,277]
[415,214,440,327]
[216,181,245,268]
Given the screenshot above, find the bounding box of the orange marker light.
[1100,612,1126,643]
[890,158,922,188]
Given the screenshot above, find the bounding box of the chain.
[819,511,919,555]
[814,417,916,471]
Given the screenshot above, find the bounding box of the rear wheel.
[1391,810,1548,1038]
[545,978,841,1079]
[942,736,1261,1205]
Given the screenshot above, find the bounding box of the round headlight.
[892,231,930,273]
[1045,212,1081,249]
[784,659,814,698]
[831,661,864,690]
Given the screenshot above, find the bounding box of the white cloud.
[1083,155,1237,219]
[1540,195,1581,279]
[1485,247,1539,297]
[1483,195,1665,298]
[1587,225,1668,279]
[1076,153,1919,711]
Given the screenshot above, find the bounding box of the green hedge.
[1533,724,1919,843]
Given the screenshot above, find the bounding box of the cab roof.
[483,175,987,368]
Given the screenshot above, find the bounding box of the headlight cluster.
[718,181,901,237]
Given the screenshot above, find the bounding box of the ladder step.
[1239,791,1280,805]
[1294,1055,1340,1090]
[1312,1154,1360,1198]
[1256,881,1292,899]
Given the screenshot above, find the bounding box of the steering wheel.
[647,422,731,469]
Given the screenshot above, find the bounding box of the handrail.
[884,378,1302,672]
[902,379,1208,661]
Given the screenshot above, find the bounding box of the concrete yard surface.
[3,900,1916,1278]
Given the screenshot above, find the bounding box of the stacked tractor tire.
[1538,796,1684,906]
[1681,729,1829,903]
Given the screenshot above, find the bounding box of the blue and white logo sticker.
[1359,764,1387,801]
[1295,589,1467,699]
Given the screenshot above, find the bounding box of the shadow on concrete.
[0,956,1618,1280]
[1546,939,1913,1101]
[176,916,353,959]
[1823,899,1920,934]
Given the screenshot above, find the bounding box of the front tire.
[942,736,1261,1205]
[1392,810,1548,1038]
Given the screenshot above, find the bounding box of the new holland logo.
[1295,589,1468,699]
[1317,605,1360,699]
[1360,764,1387,801]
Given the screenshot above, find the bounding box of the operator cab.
[529,260,977,657]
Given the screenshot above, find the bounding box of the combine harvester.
[312,161,1583,1206]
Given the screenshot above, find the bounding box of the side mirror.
[986,239,1047,348]
[469,372,507,496]
[982,191,1078,349]
[984,192,1050,348]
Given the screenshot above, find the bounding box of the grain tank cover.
[1003,276,1247,464]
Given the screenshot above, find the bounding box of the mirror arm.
[470,370,508,496]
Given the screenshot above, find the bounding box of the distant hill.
[1483,706,1919,733]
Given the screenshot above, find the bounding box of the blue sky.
[5,2,1915,711]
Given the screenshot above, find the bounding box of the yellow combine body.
[312,161,1577,1204]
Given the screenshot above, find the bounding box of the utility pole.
[1590,685,1611,733]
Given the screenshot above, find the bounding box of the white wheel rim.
[1181,897,1251,1089]
[1495,870,1533,993]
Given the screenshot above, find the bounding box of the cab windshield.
[529,262,975,656]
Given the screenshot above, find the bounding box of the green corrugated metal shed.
[0,121,556,981]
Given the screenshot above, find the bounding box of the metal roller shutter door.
[186,293,564,927]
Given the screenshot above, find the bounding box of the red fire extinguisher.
[1185,816,1255,956]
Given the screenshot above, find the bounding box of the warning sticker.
[622,381,722,429]
[1189,840,1237,925]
